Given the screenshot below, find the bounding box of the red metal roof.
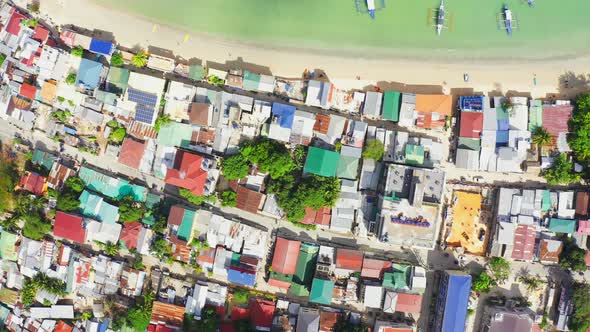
[576,192,589,217]
[60,30,76,47]
[32,25,49,43]
[236,186,264,214]
[20,83,37,100]
[302,207,331,225]
[197,247,216,265]
[231,307,250,321]
[53,212,86,244]
[459,111,483,138]
[268,278,292,290]
[54,321,73,332]
[511,224,537,261]
[119,221,142,249]
[250,299,275,330]
[150,301,185,327]
[395,293,423,313]
[319,311,342,332]
[542,105,573,137]
[361,258,392,279]
[271,237,301,274]
[118,137,146,169]
[19,171,46,195]
[165,150,208,195]
[6,12,24,36]
[335,248,363,271]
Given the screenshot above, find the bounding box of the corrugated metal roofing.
[549,218,576,234]
[304,147,340,177]
[271,237,301,275]
[543,104,573,137]
[89,39,114,55]
[442,273,472,332]
[511,224,537,261]
[459,111,484,138]
[335,248,363,271]
[309,278,335,305]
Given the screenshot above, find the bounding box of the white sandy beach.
[30,0,590,98]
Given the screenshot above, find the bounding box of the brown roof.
[236,186,265,214]
[302,207,331,225]
[10,96,32,112]
[169,236,192,263]
[47,163,75,190]
[227,74,243,88]
[191,127,215,146]
[167,205,185,226]
[150,301,185,327]
[313,114,331,134]
[319,311,342,332]
[40,80,58,104]
[361,258,392,279]
[189,102,210,126]
[539,239,563,264]
[127,120,158,139]
[118,137,146,169]
[576,192,589,217]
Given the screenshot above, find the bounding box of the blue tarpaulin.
[89,38,114,55]
[497,118,510,131]
[63,126,77,135]
[271,102,295,129]
[496,130,509,144]
[442,273,471,332]
[227,267,256,287]
[459,96,484,111]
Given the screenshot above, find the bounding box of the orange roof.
[236,186,265,214]
[165,150,208,195]
[40,80,58,104]
[319,311,342,332]
[150,301,185,327]
[335,248,363,271]
[54,321,73,332]
[313,114,331,134]
[302,207,331,225]
[415,94,452,116]
[395,293,423,313]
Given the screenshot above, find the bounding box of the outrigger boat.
[436,0,445,35]
[503,4,513,36]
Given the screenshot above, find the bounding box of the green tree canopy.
[571,283,590,332]
[569,93,590,161]
[151,237,172,262]
[543,153,581,185]
[154,114,171,133]
[131,51,148,67]
[179,188,216,206]
[532,126,552,146]
[472,272,494,293]
[65,73,77,85]
[560,236,587,272]
[240,139,296,179]
[64,176,85,193]
[121,291,154,332]
[109,127,126,144]
[208,75,224,87]
[110,52,124,67]
[488,257,510,284]
[56,192,80,212]
[362,139,384,161]
[22,213,52,240]
[118,195,145,222]
[221,154,249,180]
[0,155,19,213]
[220,190,237,207]
[70,46,83,57]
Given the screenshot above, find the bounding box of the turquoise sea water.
[97,0,590,59]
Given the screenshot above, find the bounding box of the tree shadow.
[558,71,590,99]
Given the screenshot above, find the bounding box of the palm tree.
[131,51,148,67]
[519,275,545,292]
[532,126,552,146]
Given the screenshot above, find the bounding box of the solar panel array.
[127,88,158,108]
[135,104,155,124]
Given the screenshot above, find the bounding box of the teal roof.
[79,167,146,202]
[496,106,509,120]
[106,67,130,94]
[95,90,118,106]
[189,65,206,81]
[337,155,359,180]
[156,122,193,148]
[405,144,425,165]
[528,99,543,131]
[0,230,17,261]
[294,243,319,286]
[177,208,196,241]
[31,149,56,171]
[542,190,551,211]
[382,91,401,121]
[309,278,334,305]
[78,190,119,223]
[145,193,161,209]
[549,218,576,234]
[304,147,340,177]
[382,264,411,290]
[242,70,261,91]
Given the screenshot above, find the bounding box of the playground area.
[446,191,488,256]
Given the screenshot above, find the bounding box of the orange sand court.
[446,191,488,256]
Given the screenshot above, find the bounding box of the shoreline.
[33,0,590,98]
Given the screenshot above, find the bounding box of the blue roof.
[97,320,110,332]
[496,130,509,144]
[89,39,114,55]
[497,118,510,131]
[76,58,102,89]
[459,96,484,111]
[271,102,295,129]
[443,273,471,332]
[63,126,77,135]
[127,88,158,107]
[227,268,256,287]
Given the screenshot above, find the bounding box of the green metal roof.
[95,90,118,106]
[31,149,56,171]
[189,65,206,81]
[289,283,310,297]
[405,144,425,165]
[107,67,130,94]
[293,243,319,286]
[496,106,509,120]
[336,155,359,180]
[0,230,17,261]
[79,167,146,202]
[304,147,340,177]
[79,190,119,223]
[270,271,293,283]
[145,193,161,209]
[309,278,334,305]
[382,91,401,121]
[457,137,481,151]
[156,122,193,148]
[382,264,411,290]
[177,208,196,241]
[542,190,551,211]
[549,218,576,234]
[242,70,261,91]
[231,252,241,267]
[528,99,543,131]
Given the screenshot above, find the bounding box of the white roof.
[291,110,315,138]
[258,74,275,93]
[364,285,384,308]
[509,102,529,131]
[167,81,196,102]
[558,191,576,219]
[497,221,515,244]
[127,72,166,95]
[268,122,291,143]
[456,148,479,170]
[85,220,122,244]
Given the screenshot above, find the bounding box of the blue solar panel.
[135,104,155,124]
[127,88,158,108]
